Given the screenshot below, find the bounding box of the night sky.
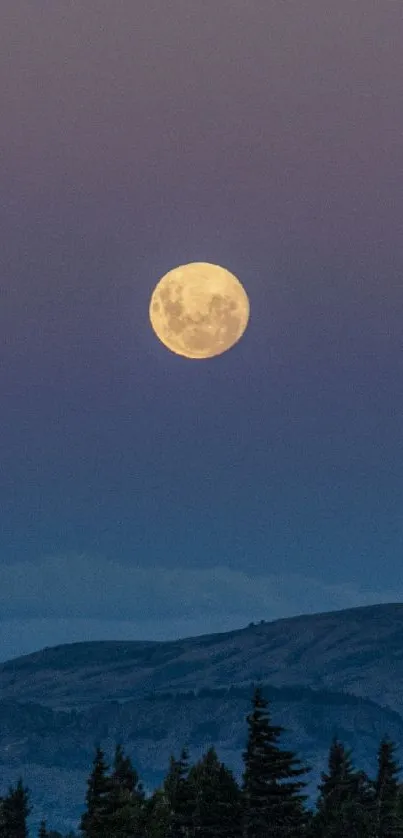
[1,0,403,661]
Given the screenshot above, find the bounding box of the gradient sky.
[1,0,403,661]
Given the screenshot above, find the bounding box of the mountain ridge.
[1,600,402,713]
[3,599,403,668]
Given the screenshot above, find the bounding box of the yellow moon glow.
[149,262,250,359]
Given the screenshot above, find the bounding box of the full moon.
[149,262,250,359]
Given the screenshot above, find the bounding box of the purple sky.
[1,0,403,660]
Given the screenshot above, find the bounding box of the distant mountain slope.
[1,602,403,836]
[1,602,403,713]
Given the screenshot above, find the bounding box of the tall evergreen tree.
[110,743,145,799]
[105,742,147,838]
[309,735,374,838]
[370,736,403,838]
[144,787,171,838]
[0,777,31,838]
[188,745,242,838]
[163,747,196,838]
[396,783,403,835]
[38,821,48,838]
[216,759,244,838]
[0,797,5,838]
[242,685,311,838]
[79,745,113,838]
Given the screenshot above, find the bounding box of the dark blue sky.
[1,0,403,660]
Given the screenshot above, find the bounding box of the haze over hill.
[0,601,402,835]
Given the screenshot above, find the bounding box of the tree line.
[1,684,403,838]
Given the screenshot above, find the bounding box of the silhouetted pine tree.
[188,745,243,838]
[0,777,31,838]
[370,736,403,838]
[216,759,244,838]
[241,685,311,838]
[144,787,171,838]
[395,783,403,834]
[105,743,147,838]
[110,743,145,799]
[79,745,113,838]
[308,736,374,838]
[163,747,196,838]
[38,821,48,838]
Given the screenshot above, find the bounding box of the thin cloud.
[0,551,399,622]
